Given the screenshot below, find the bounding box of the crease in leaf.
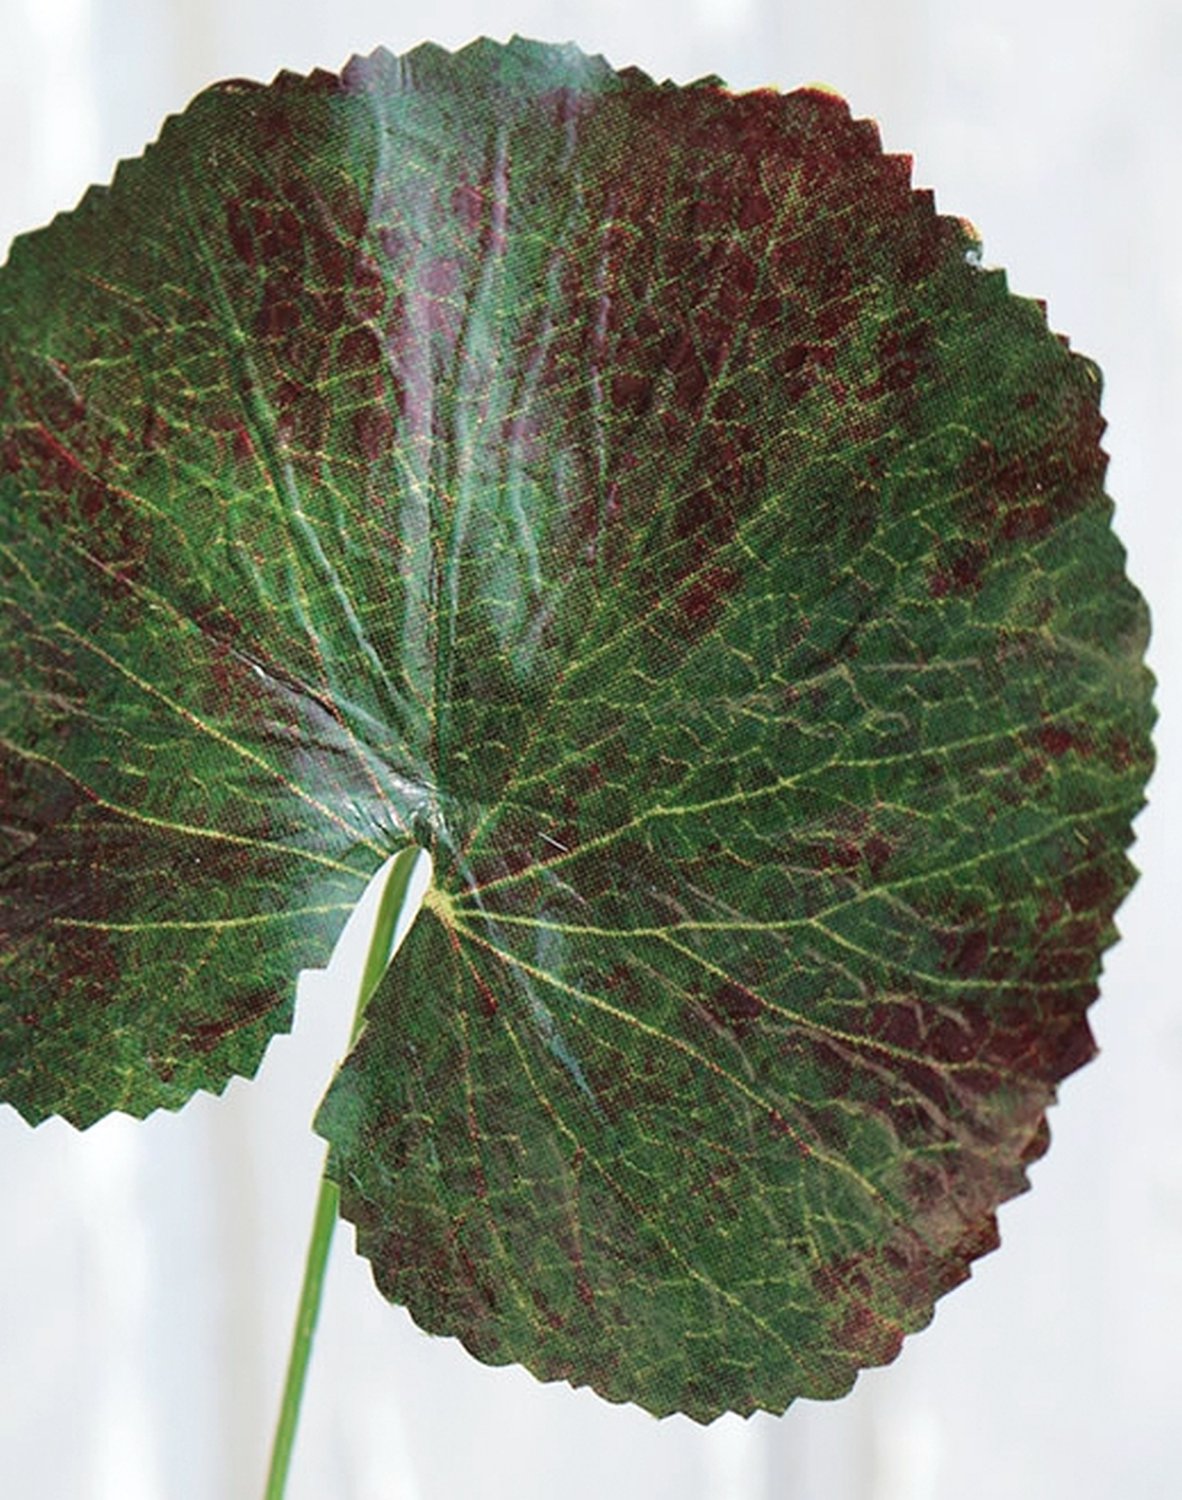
[0,35,1154,1420]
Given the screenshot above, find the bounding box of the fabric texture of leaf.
[0,37,1154,1418]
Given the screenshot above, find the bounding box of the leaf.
[0,38,1154,1419]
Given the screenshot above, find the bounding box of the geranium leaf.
[0,38,1153,1418]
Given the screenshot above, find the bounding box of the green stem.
[263,844,424,1500]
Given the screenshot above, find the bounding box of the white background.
[1,2,1179,1497]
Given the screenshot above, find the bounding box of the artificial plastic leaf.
[0,38,1153,1418]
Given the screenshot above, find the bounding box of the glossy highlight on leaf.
[0,37,1154,1419]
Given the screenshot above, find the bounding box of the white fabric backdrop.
[1,3,1178,1497]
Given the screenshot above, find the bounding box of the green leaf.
[0,38,1154,1418]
